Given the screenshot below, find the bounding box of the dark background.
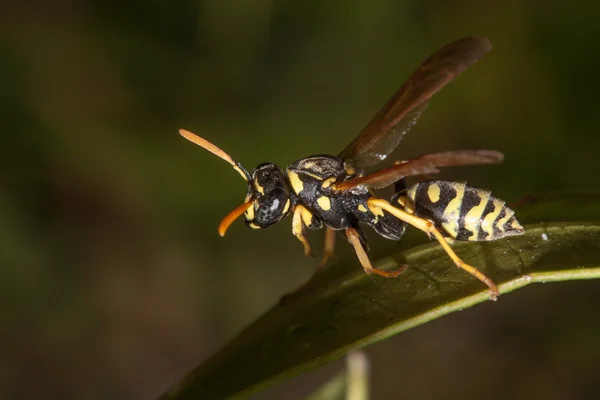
[1,1,599,399]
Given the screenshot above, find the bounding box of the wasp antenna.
[218,200,253,237]
[179,128,251,181]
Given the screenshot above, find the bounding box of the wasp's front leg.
[291,204,317,257]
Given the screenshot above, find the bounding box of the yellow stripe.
[357,204,368,212]
[495,206,513,234]
[287,171,304,194]
[511,219,524,231]
[441,182,465,238]
[463,190,490,241]
[481,199,504,238]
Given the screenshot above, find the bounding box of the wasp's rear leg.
[367,198,501,300]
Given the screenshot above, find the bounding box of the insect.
[179,37,524,300]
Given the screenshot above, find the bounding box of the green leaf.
[160,193,600,399]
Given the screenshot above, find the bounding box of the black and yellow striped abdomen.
[395,180,524,242]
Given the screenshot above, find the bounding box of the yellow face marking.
[463,190,490,241]
[441,182,466,238]
[249,222,261,229]
[343,162,356,176]
[357,204,368,213]
[427,183,441,203]
[480,199,504,238]
[322,177,336,189]
[287,171,304,194]
[253,179,265,195]
[282,199,290,215]
[316,196,332,211]
[244,203,255,220]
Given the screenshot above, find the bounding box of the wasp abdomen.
[397,180,524,242]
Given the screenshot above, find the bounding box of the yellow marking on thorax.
[357,204,368,213]
[316,196,332,211]
[463,190,491,241]
[441,182,466,238]
[287,171,304,194]
[253,180,265,195]
[427,183,441,203]
[480,199,504,238]
[303,171,324,180]
[322,177,336,189]
[249,222,261,229]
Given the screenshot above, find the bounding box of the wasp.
[179,37,524,300]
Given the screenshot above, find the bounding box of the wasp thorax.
[244,163,291,229]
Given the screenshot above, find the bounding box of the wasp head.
[243,163,291,229]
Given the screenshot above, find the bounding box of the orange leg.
[317,228,337,270]
[367,198,500,300]
[345,227,406,278]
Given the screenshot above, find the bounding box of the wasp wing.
[338,37,492,168]
[335,150,503,191]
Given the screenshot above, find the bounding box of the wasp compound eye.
[253,188,290,227]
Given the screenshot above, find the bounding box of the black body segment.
[287,155,407,242]
[394,180,524,241]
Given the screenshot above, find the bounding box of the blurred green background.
[1,0,599,399]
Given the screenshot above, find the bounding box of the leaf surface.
[161,193,600,399]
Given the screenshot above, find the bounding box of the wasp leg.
[292,205,314,257]
[318,228,337,269]
[346,227,406,278]
[367,198,500,300]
